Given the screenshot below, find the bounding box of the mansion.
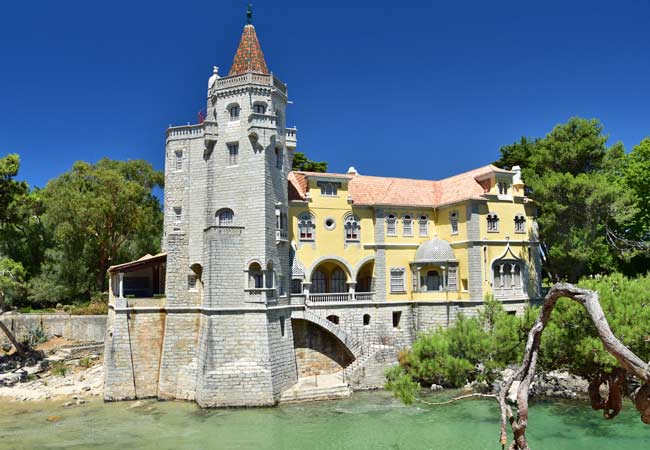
[103,10,542,408]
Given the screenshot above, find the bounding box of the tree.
[0,256,27,357]
[29,158,163,303]
[495,118,634,281]
[292,151,328,172]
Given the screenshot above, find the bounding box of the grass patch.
[50,361,68,377]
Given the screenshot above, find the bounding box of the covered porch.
[301,258,375,303]
[108,253,167,301]
[410,239,459,301]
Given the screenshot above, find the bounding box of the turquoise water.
[0,391,648,449]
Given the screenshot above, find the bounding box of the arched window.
[216,208,234,226]
[174,150,183,171]
[248,262,263,289]
[450,211,458,234]
[487,213,499,232]
[418,215,428,237]
[514,214,526,233]
[344,214,360,242]
[253,103,266,114]
[326,315,339,325]
[386,214,396,236]
[402,215,413,236]
[331,269,346,293]
[312,270,326,293]
[298,213,315,241]
[229,105,240,121]
[363,314,371,326]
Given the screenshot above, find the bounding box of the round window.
[324,217,336,230]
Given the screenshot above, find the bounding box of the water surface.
[1,391,648,449]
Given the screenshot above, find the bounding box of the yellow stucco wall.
[289,174,539,302]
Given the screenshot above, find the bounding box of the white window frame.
[487,213,499,232]
[217,209,234,226]
[450,211,459,235]
[344,214,360,242]
[227,143,239,166]
[402,215,413,236]
[390,268,406,293]
[386,214,397,236]
[229,105,240,121]
[320,182,337,197]
[174,150,183,171]
[418,215,428,237]
[514,214,526,233]
[173,206,182,230]
[298,213,315,241]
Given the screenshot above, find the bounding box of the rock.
[2,343,12,352]
[0,370,27,387]
[63,402,74,407]
[129,400,144,409]
[46,416,62,422]
[82,386,91,391]
[76,399,86,405]
[430,384,443,391]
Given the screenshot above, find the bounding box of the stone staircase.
[336,344,393,385]
[279,373,351,404]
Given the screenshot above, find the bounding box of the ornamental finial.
[246,3,253,25]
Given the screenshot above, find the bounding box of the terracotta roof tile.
[288,164,513,207]
[229,24,269,76]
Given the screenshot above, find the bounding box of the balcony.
[286,127,297,148]
[213,72,287,96]
[166,123,203,141]
[306,292,374,304]
[276,228,288,243]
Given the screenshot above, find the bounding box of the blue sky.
[2,0,649,188]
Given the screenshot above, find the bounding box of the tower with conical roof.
[154,6,299,407]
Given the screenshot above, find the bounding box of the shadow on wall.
[291,319,354,377]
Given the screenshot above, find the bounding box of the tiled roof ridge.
[291,163,508,184]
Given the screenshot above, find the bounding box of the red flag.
[198,110,205,123]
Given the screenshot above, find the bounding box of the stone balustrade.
[306,292,375,303]
[214,72,287,95]
[167,124,203,141]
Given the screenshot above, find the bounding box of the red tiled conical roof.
[228,24,269,76]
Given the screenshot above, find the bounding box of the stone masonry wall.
[0,314,106,346]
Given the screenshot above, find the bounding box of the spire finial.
[246,3,253,25]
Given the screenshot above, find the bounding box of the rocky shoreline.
[0,341,104,403]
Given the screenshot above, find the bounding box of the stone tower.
[157,12,299,407]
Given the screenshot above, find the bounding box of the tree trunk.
[0,316,26,359]
[498,283,650,450]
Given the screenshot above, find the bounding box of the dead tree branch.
[498,283,650,450]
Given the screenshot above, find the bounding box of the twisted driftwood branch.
[497,283,650,450]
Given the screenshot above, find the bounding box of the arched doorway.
[356,260,374,293]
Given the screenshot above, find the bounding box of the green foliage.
[50,361,67,377]
[388,298,533,392]
[291,152,327,172]
[79,357,93,369]
[0,256,27,310]
[539,273,650,380]
[495,117,636,281]
[25,325,48,346]
[28,158,163,304]
[385,365,420,404]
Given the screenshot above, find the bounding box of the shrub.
[50,361,67,377]
[79,357,92,368]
